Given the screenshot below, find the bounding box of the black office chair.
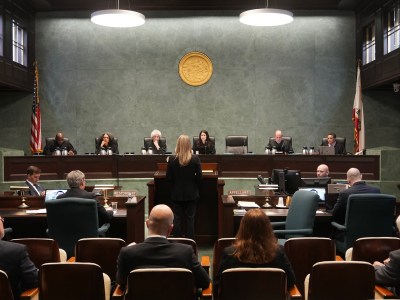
[321,137,346,148]
[45,198,110,258]
[225,135,248,154]
[45,137,69,146]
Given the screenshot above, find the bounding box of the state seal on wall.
[179,52,213,86]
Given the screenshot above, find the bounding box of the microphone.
[257,175,267,184]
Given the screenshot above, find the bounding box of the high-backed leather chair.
[45,137,69,146]
[74,238,126,283]
[272,190,319,243]
[321,137,346,148]
[284,237,336,296]
[11,238,67,268]
[39,262,111,300]
[225,135,248,154]
[331,193,396,254]
[305,261,375,300]
[45,198,110,258]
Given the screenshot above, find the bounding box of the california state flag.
[352,63,365,154]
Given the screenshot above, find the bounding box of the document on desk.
[233,209,247,216]
[26,208,47,214]
[237,201,260,208]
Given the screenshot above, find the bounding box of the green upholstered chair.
[45,198,110,258]
[272,190,319,244]
[331,193,396,254]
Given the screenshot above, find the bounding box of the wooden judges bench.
[3,154,380,181]
[0,195,145,244]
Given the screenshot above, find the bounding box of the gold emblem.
[179,52,213,86]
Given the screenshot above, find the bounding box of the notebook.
[299,187,326,201]
[319,146,335,155]
[45,189,67,201]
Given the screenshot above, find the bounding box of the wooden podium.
[147,162,224,245]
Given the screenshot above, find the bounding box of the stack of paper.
[237,201,260,208]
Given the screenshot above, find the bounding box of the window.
[362,22,376,64]
[12,20,27,66]
[384,1,400,54]
[0,15,3,57]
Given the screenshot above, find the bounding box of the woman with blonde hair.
[166,135,202,239]
[213,209,295,296]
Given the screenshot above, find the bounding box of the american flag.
[352,61,365,154]
[30,61,42,154]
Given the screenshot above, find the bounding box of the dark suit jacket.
[56,187,113,226]
[95,139,119,155]
[166,155,202,202]
[375,249,400,295]
[43,140,77,155]
[267,139,294,154]
[145,140,167,154]
[331,181,381,224]
[0,241,38,299]
[320,141,346,155]
[116,236,210,289]
[193,141,216,155]
[25,180,44,196]
[213,245,296,296]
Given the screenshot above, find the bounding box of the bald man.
[43,132,77,155]
[316,164,329,178]
[267,129,294,154]
[331,168,380,224]
[116,204,210,290]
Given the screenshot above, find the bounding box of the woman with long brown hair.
[166,134,202,239]
[213,209,295,295]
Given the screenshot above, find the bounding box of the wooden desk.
[0,195,145,244]
[220,195,332,238]
[3,154,380,180]
[147,163,225,245]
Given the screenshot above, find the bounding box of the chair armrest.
[271,221,286,228]
[201,282,212,299]
[273,229,313,236]
[375,285,395,299]
[20,288,39,300]
[201,256,210,274]
[289,285,302,299]
[112,284,125,299]
[331,222,346,232]
[98,223,111,236]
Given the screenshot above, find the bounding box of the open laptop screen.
[319,146,335,155]
[299,187,326,201]
[45,189,67,201]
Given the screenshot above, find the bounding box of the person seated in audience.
[374,249,400,296]
[193,130,216,154]
[267,129,294,154]
[0,216,38,299]
[330,167,380,223]
[320,132,346,155]
[95,132,119,155]
[213,209,295,297]
[146,129,167,154]
[56,170,113,227]
[316,164,329,178]
[43,132,77,155]
[116,204,210,290]
[25,165,45,196]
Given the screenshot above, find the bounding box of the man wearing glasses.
[0,216,38,299]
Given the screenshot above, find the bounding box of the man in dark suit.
[116,204,210,290]
[321,132,346,155]
[267,129,294,154]
[0,216,38,299]
[25,165,45,196]
[374,249,400,296]
[331,167,380,224]
[43,132,77,155]
[56,170,113,227]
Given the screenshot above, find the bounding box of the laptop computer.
[319,146,335,155]
[45,189,67,201]
[299,187,326,202]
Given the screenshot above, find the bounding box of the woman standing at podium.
[167,134,202,240]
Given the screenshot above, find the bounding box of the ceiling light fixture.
[91,0,145,28]
[239,1,293,27]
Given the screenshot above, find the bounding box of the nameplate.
[228,190,251,195]
[114,190,137,197]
